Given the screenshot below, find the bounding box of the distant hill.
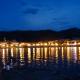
[59,28,80,39]
[0,28,80,42]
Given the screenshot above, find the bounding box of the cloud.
[23,8,39,15]
[20,1,27,6]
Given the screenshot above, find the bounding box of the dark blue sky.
[0,0,80,31]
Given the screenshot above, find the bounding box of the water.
[0,47,80,69]
[1,47,80,80]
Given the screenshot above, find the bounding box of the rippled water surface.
[0,47,80,68]
[1,47,80,80]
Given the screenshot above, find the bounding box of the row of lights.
[0,41,80,47]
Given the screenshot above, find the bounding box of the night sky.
[0,0,80,31]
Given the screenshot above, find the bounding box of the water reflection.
[0,47,80,69]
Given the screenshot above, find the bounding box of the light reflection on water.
[1,47,80,69]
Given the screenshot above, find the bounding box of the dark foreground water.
[1,47,80,80]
